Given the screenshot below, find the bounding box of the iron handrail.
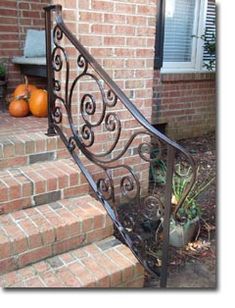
[44,4,197,288]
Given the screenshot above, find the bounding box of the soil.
[144,131,217,288]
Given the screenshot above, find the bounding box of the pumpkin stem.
[24,75,29,88]
[15,94,29,101]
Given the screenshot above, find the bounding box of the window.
[155,0,216,72]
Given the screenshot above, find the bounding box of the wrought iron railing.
[44,5,197,288]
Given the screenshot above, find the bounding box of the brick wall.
[152,71,216,139]
[52,0,216,142]
[0,0,50,93]
[51,0,157,121]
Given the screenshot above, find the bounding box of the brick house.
[0,0,216,139]
[0,0,216,288]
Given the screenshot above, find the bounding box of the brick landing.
[0,112,48,137]
[0,237,144,288]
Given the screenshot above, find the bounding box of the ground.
[145,132,216,288]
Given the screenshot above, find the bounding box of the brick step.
[0,195,113,274]
[0,132,69,170]
[0,236,144,288]
[0,158,89,215]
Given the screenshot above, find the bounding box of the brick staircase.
[0,130,144,288]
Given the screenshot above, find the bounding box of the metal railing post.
[160,146,175,288]
[44,5,56,136]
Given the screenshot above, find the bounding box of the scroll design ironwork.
[44,5,197,288]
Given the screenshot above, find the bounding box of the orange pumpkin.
[29,89,48,117]
[13,76,37,99]
[8,99,29,117]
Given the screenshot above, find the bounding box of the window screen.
[163,0,196,63]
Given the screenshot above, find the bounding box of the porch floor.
[0,111,48,137]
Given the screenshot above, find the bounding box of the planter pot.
[169,216,200,248]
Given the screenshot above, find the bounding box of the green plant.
[172,165,215,221]
[149,148,167,186]
[0,63,6,78]
[192,18,216,71]
[201,29,216,72]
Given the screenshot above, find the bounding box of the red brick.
[68,262,96,287]
[115,3,136,14]
[79,35,103,46]
[18,219,42,250]
[0,1,17,9]
[59,252,76,264]
[115,25,135,36]
[95,253,122,287]
[37,169,58,191]
[14,174,32,197]
[17,266,35,281]
[91,24,114,34]
[126,15,147,26]
[103,13,126,24]
[46,137,57,151]
[0,180,8,202]
[3,224,28,255]
[55,267,81,287]
[63,184,89,198]
[18,2,29,10]
[80,257,110,287]
[55,207,81,237]
[40,270,65,287]
[0,157,28,169]
[137,5,156,15]
[22,10,40,19]
[114,48,135,58]
[24,171,46,195]
[80,12,103,22]
[48,167,68,189]
[18,246,52,268]
[29,213,55,245]
[3,177,21,200]
[0,197,32,214]
[106,249,134,282]
[0,271,19,287]
[24,276,45,287]
[33,261,50,274]
[53,234,86,255]
[0,232,11,259]
[86,225,113,242]
[104,36,125,46]
[0,8,17,16]
[0,256,17,274]
[91,0,114,11]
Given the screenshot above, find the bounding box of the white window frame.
[162,0,208,73]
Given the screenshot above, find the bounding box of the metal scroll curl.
[52,105,63,124]
[142,195,164,221]
[77,54,88,75]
